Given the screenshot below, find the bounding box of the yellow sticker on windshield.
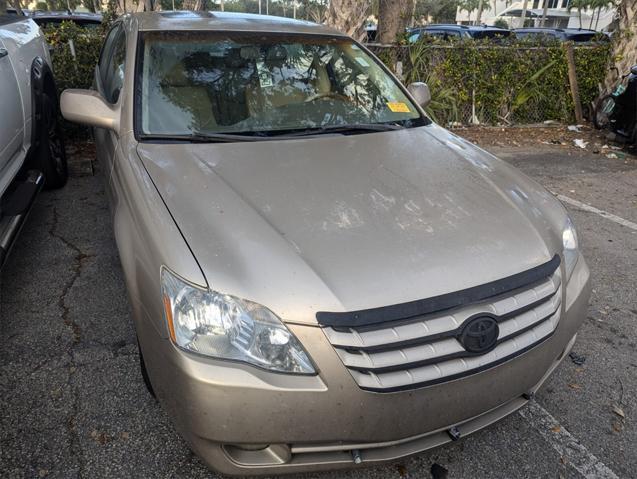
[387,102,411,113]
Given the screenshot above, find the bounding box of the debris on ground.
[90,430,111,445]
[455,124,635,156]
[612,405,625,419]
[431,463,449,479]
[569,352,586,366]
[574,139,589,149]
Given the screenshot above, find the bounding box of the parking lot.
[1,141,636,478]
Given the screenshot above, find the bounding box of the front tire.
[35,92,68,190]
[593,95,615,130]
[138,340,156,398]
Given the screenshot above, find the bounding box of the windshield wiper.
[139,131,272,143]
[286,123,405,137]
[139,123,405,143]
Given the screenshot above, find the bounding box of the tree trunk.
[605,0,637,90]
[540,0,549,27]
[519,0,529,27]
[475,0,484,25]
[378,0,412,44]
[594,6,602,30]
[0,0,6,15]
[325,0,371,41]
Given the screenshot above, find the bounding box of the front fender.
[110,133,207,339]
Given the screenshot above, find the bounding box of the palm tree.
[568,0,591,29]
[540,0,550,27]
[519,0,529,27]
[475,0,485,24]
[604,0,636,92]
[458,0,482,24]
[588,0,615,30]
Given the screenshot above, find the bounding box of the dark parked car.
[30,11,102,29]
[513,28,610,44]
[5,7,30,16]
[408,24,511,43]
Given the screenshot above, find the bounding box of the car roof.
[514,27,564,32]
[467,26,508,31]
[31,11,102,20]
[423,24,469,29]
[133,11,345,36]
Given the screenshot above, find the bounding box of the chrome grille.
[321,261,562,392]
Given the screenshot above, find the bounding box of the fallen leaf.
[90,430,110,445]
[612,421,623,433]
[395,463,408,477]
[612,405,625,418]
[38,470,48,478]
[120,431,130,440]
[568,383,581,390]
[551,425,562,433]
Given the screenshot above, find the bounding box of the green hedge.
[45,20,610,135]
[370,41,611,126]
[45,14,113,138]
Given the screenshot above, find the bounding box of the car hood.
[137,124,565,325]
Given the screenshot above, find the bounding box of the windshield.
[137,31,425,138]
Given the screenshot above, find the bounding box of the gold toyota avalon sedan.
[61,11,591,476]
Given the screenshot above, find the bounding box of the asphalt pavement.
[1,144,635,479]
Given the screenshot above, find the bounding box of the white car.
[0,12,66,268]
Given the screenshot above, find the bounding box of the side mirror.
[60,89,119,132]
[407,82,431,108]
[631,65,637,76]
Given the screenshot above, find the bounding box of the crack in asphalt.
[49,206,91,344]
[48,205,93,478]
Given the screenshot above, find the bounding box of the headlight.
[161,268,315,374]
[562,216,579,280]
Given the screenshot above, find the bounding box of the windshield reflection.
[139,32,424,137]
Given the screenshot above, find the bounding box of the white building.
[456,1,616,31]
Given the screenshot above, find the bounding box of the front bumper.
[138,256,590,476]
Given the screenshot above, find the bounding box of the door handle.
[0,48,8,59]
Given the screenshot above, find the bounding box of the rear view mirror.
[60,89,119,132]
[631,65,637,76]
[407,82,431,108]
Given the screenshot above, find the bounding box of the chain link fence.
[367,43,610,127]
